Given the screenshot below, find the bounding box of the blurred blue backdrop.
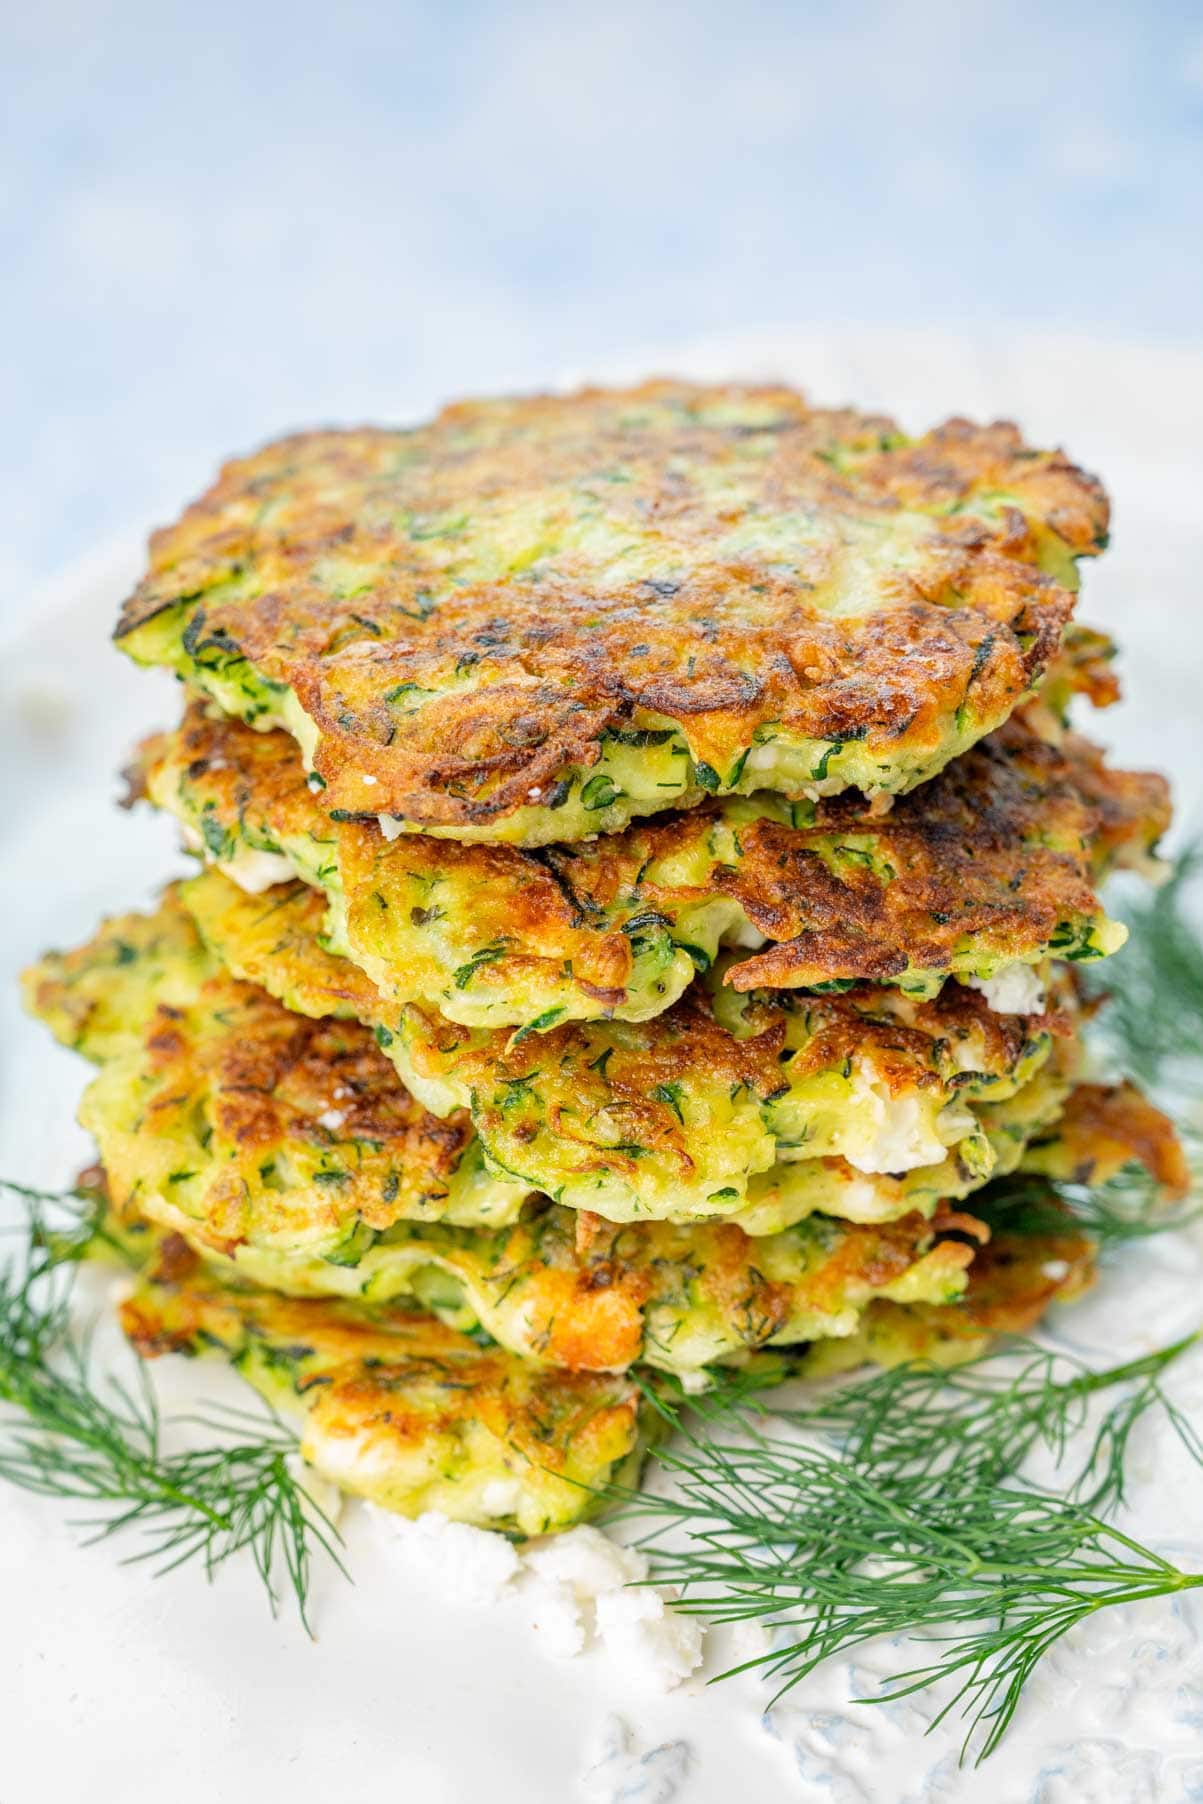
[3,0,1202,605]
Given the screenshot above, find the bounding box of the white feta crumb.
[365,1510,703,1684]
[524,1523,647,1594]
[372,1509,521,1604]
[965,961,1046,1016]
[517,1575,587,1657]
[594,1585,705,1691]
[378,815,405,841]
[1042,1259,1071,1281]
[359,773,379,787]
[219,846,295,894]
[844,1072,949,1174]
[316,1108,345,1132]
[527,786,543,801]
[728,1618,772,1664]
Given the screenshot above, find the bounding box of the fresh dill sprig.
[624,1335,1203,1763]
[971,1151,1203,1247]
[0,1183,344,1627]
[1090,842,1203,1087]
[764,1334,1203,1511]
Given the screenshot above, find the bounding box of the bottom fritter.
[98,1185,1101,1537]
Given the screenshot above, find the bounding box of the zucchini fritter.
[121,1060,1178,1376]
[23,884,1075,1239]
[806,1219,1098,1375]
[135,698,1166,1029]
[130,1200,980,1377]
[119,1235,651,1537]
[175,872,1068,1222]
[114,1208,1097,1529]
[1020,1078,1191,1198]
[22,891,531,1243]
[115,382,1107,846]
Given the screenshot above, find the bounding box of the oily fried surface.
[127,1193,978,1376]
[116,381,1105,836]
[808,1221,1098,1375]
[180,870,383,1022]
[171,870,1087,1234]
[19,888,212,1063]
[21,891,530,1243]
[821,1079,1187,1375]
[1063,734,1172,874]
[119,1236,646,1536]
[138,696,1158,1025]
[171,866,1067,1222]
[566,715,1157,996]
[392,975,1066,1222]
[1021,1079,1190,1198]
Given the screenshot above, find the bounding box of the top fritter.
[116,382,1108,847]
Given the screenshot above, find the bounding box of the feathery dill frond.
[0,1182,344,1627]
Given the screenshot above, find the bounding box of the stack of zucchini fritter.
[23,383,1186,1537]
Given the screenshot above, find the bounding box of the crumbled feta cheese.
[371,1510,521,1604]
[316,1108,345,1132]
[517,1576,587,1658]
[359,773,378,787]
[378,815,405,841]
[843,1072,949,1174]
[527,786,543,801]
[219,846,295,895]
[1042,1259,1071,1281]
[966,961,1046,1016]
[524,1524,646,1594]
[365,1512,704,1685]
[480,1478,522,1518]
[594,1584,705,1691]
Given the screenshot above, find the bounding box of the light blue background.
[4,0,1202,606]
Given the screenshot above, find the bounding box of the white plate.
[4,340,1203,1804]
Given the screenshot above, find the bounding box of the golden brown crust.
[128,984,482,1247]
[21,889,528,1247]
[140,697,1162,1016]
[1061,733,1172,871]
[119,1237,646,1533]
[534,1208,973,1371]
[1024,1080,1190,1198]
[584,716,1154,993]
[117,382,1105,829]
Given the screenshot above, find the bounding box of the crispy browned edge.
[116,382,1106,826]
